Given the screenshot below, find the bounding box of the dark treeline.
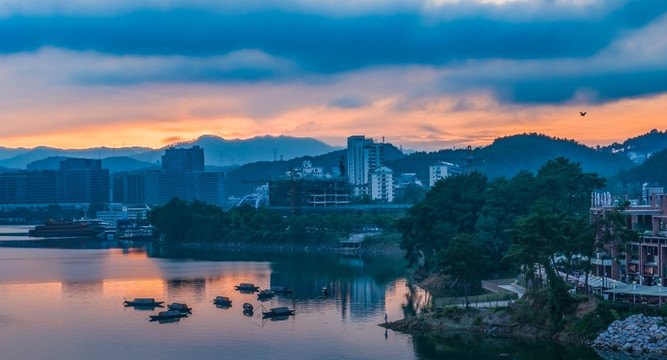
[150,199,401,244]
[399,157,620,327]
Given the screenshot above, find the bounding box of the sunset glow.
[0,1,665,151]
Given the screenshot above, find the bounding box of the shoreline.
[380,307,593,346]
[161,240,406,256]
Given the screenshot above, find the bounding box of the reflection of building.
[591,188,667,286]
[429,161,461,187]
[165,278,207,298]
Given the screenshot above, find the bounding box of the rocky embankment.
[593,314,667,355]
[381,307,553,340]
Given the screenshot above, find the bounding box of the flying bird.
[580,112,586,116]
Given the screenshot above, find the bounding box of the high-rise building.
[185,171,227,205]
[112,173,146,204]
[347,136,384,196]
[58,159,109,204]
[0,159,108,206]
[162,146,205,174]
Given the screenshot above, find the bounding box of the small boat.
[149,310,188,321]
[213,296,232,307]
[257,289,275,300]
[270,286,294,294]
[167,303,192,313]
[124,298,165,307]
[235,283,260,292]
[243,303,254,317]
[262,306,295,318]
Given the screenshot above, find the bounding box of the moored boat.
[234,283,259,292]
[29,219,102,238]
[149,310,188,321]
[167,302,192,313]
[262,306,295,318]
[257,289,275,300]
[213,296,232,307]
[124,298,164,307]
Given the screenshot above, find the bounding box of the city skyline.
[1,1,667,151]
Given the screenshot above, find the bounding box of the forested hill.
[602,129,667,157]
[610,148,667,189]
[387,134,636,182]
[227,134,641,197]
[226,144,405,196]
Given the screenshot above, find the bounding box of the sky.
[1,0,667,151]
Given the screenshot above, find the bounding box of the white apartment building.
[370,166,394,202]
[429,161,462,187]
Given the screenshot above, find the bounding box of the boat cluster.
[122,282,295,324]
[229,283,296,319]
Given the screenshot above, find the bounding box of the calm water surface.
[0,226,604,360]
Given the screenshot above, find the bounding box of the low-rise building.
[429,161,461,187]
[591,188,667,286]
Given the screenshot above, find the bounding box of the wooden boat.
[262,306,295,318]
[257,289,275,300]
[213,296,232,306]
[270,286,294,294]
[167,303,192,313]
[149,310,188,321]
[234,283,259,292]
[243,303,254,317]
[124,298,164,307]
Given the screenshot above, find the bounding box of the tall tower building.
[59,158,109,204]
[162,146,205,174]
[347,136,384,196]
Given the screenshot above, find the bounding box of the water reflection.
[412,333,601,360]
[0,227,603,360]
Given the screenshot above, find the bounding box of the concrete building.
[0,159,108,207]
[162,146,205,174]
[58,159,109,204]
[347,136,384,196]
[591,188,667,286]
[185,171,227,205]
[429,161,462,187]
[112,146,226,207]
[370,166,394,202]
[268,178,351,208]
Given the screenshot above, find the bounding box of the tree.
[437,233,489,307]
[399,172,487,270]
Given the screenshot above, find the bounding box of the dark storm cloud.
[2,0,667,104]
[3,2,666,71]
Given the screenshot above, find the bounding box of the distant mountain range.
[1,130,666,197]
[0,135,340,170]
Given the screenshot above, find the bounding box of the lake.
[0,226,606,359]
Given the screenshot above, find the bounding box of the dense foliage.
[399,157,610,330]
[150,198,401,244]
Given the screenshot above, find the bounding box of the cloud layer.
[0,0,666,150]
